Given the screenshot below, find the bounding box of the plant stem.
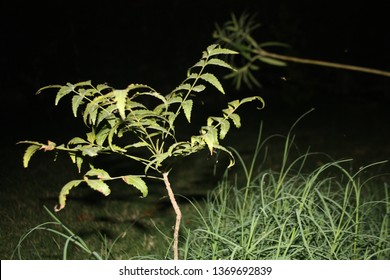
[162,172,182,260]
[256,48,390,77]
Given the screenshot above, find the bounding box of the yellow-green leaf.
[214,144,235,168]
[207,58,235,70]
[85,178,111,196]
[85,168,111,179]
[113,89,127,120]
[219,118,230,139]
[229,113,241,128]
[199,73,225,94]
[71,94,84,117]
[207,45,238,56]
[68,137,88,145]
[22,144,40,168]
[55,180,83,212]
[69,153,83,173]
[240,96,265,109]
[122,175,148,197]
[200,126,219,154]
[95,127,110,146]
[182,99,193,123]
[55,83,75,105]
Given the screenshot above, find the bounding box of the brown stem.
[257,49,390,77]
[162,172,182,260]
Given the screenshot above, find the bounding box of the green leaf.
[86,131,95,143]
[153,103,167,115]
[192,60,206,68]
[167,141,194,156]
[228,99,240,109]
[82,93,113,125]
[199,73,225,94]
[74,80,92,88]
[207,44,238,56]
[96,104,117,127]
[166,96,183,105]
[186,72,199,80]
[22,144,40,168]
[83,101,99,125]
[132,91,167,109]
[124,141,149,149]
[240,95,265,109]
[146,123,172,136]
[228,113,241,128]
[207,117,231,139]
[55,180,83,212]
[219,118,231,139]
[182,99,193,123]
[214,144,235,168]
[145,152,170,173]
[96,83,112,92]
[171,83,191,94]
[55,83,75,106]
[113,89,127,120]
[126,83,153,92]
[35,84,62,95]
[85,178,111,196]
[122,175,148,197]
[68,137,89,145]
[69,153,83,173]
[207,58,235,70]
[192,84,206,92]
[71,94,85,117]
[95,126,110,146]
[85,168,111,179]
[107,120,121,150]
[200,126,219,154]
[80,146,100,157]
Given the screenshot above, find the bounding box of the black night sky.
[1,0,389,163]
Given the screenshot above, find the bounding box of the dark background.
[1,0,389,167]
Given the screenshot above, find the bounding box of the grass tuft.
[182,123,390,260]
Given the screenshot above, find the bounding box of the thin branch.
[257,49,390,77]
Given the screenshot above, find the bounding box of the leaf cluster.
[213,13,288,89]
[18,44,264,211]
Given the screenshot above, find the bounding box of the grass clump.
[183,123,390,260]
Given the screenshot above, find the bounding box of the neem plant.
[18,44,264,260]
